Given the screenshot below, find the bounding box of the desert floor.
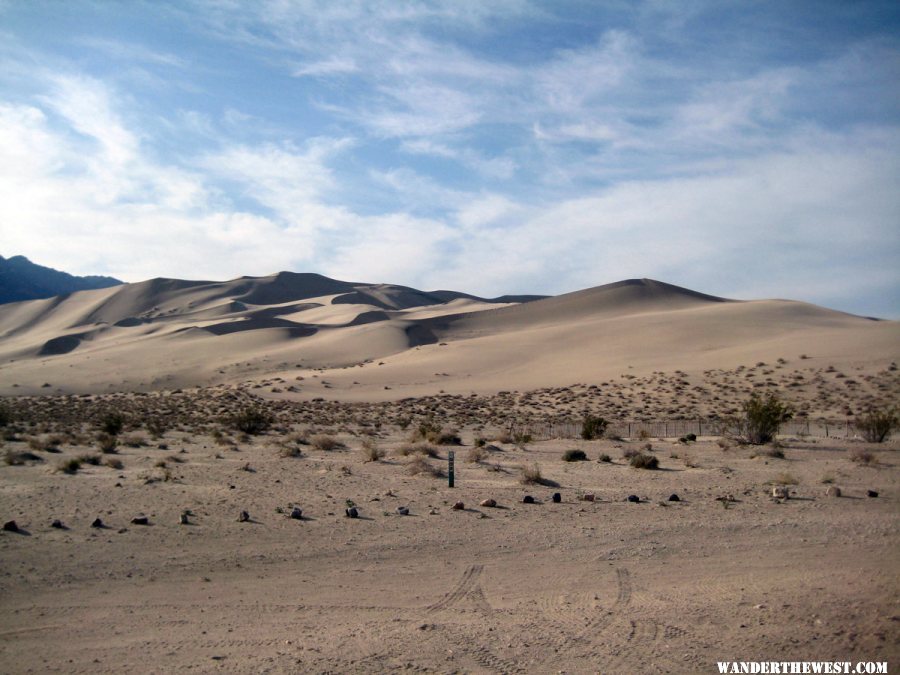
[1,407,898,674]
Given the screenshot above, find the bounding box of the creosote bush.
[848,448,875,465]
[855,408,897,443]
[97,433,119,454]
[310,434,344,451]
[229,408,273,435]
[406,455,444,478]
[581,414,608,440]
[360,438,384,462]
[726,393,793,445]
[99,412,126,436]
[520,463,544,484]
[562,449,587,462]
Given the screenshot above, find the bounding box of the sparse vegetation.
[597,453,611,463]
[104,457,124,470]
[310,434,344,451]
[360,438,384,462]
[466,446,487,463]
[397,442,439,458]
[581,414,608,440]
[4,449,42,465]
[99,412,126,436]
[562,448,587,462]
[406,455,444,478]
[848,448,875,465]
[629,453,659,470]
[520,463,544,484]
[97,433,119,454]
[725,392,793,445]
[855,408,897,443]
[773,472,799,485]
[58,457,82,474]
[229,407,273,435]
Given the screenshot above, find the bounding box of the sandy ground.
[1,420,897,674]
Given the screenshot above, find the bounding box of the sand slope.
[0,274,896,399]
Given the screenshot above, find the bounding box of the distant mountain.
[0,255,123,305]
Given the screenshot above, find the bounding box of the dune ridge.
[0,273,895,401]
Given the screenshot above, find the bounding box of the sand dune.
[0,273,895,401]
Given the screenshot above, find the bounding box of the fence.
[507,418,861,442]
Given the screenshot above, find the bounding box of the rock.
[825,486,842,498]
[716,494,736,502]
[91,517,104,528]
[179,513,190,525]
[867,490,879,498]
[131,515,150,525]
[668,494,680,502]
[771,486,789,499]
[3,520,19,533]
[290,507,303,519]
[626,495,640,503]
[238,510,250,522]
[51,519,65,529]
[345,507,359,518]
[479,499,497,508]
[582,493,595,502]
[522,495,535,504]
[396,506,409,516]
[552,492,562,503]
[451,501,465,510]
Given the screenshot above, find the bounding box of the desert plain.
[0,275,898,674]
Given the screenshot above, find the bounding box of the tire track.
[426,564,483,613]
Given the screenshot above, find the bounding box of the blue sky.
[1,1,898,317]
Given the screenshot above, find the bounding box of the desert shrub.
[494,430,514,444]
[397,442,439,458]
[27,435,61,452]
[360,438,384,462]
[310,434,344,451]
[581,415,608,440]
[562,449,587,462]
[97,433,119,454]
[773,472,798,485]
[855,408,897,443]
[78,454,102,466]
[99,412,126,436]
[725,393,793,445]
[406,455,444,478]
[629,453,659,470]
[229,408,273,435]
[848,448,875,465]
[4,449,42,465]
[764,447,785,459]
[104,457,124,470]
[58,458,82,474]
[474,437,487,447]
[598,453,611,463]
[466,446,487,463]
[622,447,641,460]
[637,429,651,441]
[520,463,544,484]
[0,404,9,427]
[277,443,303,458]
[145,419,169,438]
[120,432,147,448]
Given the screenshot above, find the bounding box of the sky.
[1,1,899,317]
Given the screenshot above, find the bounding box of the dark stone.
[51,519,65,529]
[2,520,19,532]
[131,516,149,525]
[867,490,879,498]
[479,499,497,508]
[290,507,303,519]
[396,506,409,516]
[345,507,359,518]
[238,510,250,522]
[91,517,104,528]
[452,501,465,510]
[668,494,680,502]
[522,495,535,504]
[552,492,562,503]
[179,513,190,525]
[627,495,640,503]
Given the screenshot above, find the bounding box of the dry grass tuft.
[406,455,444,478]
[397,442,439,458]
[360,438,384,462]
[848,448,875,465]
[310,434,344,451]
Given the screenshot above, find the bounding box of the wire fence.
[508,418,861,442]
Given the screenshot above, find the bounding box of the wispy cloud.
[0,0,897,316]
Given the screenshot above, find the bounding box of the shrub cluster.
[581,415,608,440]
